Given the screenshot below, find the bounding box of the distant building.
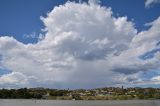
[42,92,50,99]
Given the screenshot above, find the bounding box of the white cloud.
[88,0,101,5]
[152,76,160,82]
[145,0,160,8]
[0,72,29,88]
[0,1,160,89]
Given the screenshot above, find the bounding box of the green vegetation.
[0,87,160,100]
[0,88,45,99]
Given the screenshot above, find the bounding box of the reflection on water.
[0,100,160,106]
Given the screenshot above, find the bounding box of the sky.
[0,0,160,89]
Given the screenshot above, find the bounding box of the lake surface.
[0,99,160,106]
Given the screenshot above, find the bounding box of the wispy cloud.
[145,0,160,8]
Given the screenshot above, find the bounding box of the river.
[0,99,159,106]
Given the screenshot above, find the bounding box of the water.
[0,99,160,106]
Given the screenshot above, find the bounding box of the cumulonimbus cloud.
[0,0,160,89]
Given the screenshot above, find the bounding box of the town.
[0,86,160,100]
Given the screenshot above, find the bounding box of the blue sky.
[0,0,160,44]
[0,0,66,43]
[0,0,160,89]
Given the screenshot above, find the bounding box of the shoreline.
[0,98,159,100]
